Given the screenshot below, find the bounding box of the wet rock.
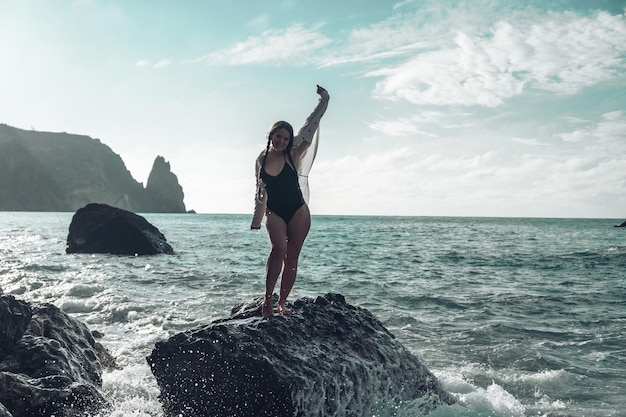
[0,298,113,417]
[147,293,455,417]
[66,203,174,255]
[0,296,31,357]
[0,402,12,417]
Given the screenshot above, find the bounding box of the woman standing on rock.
[251,85,330,317]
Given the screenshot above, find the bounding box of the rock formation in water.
[0,295,115,417]
[144,156,186,213]
[147,293,455,417]
[66,203,174,255]
[0,123,186,212]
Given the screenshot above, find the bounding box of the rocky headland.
[0,123,186,213]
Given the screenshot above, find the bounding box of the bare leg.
[263,211,288,317]
[278,204,311,314]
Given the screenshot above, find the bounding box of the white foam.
[66,283,105,297]
[434,368,477,395]
[59,298,99,314]
[100,364,163,417]
[499,369,568,384]
[434,368,528,417]
[458,382,526,417]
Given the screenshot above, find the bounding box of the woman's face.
[270,128,291,152]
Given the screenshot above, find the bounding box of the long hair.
[256,121,297,203]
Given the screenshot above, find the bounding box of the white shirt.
[251,90,330,228]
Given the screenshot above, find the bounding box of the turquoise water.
[1,213,624,416]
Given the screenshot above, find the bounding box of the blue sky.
[1,0,625,217]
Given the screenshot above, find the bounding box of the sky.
[1,0,625,218]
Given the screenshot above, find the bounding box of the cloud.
[248,14,269,29]
[360,10,626,107]
[154,59,171,68]
[393,0,417,10]
[521,12,626,94]
[194,24,331,66]
[311,109,626,216]
[135,59,171,69]
[321,14,436,68]
[370,117,438,137]
[369,110,457,137]
[556,110,626,151]
[510,137,548,147]
[368,109,475,138]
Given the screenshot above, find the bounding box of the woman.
[251,85,330,317]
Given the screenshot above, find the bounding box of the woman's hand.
[316,84,329,102]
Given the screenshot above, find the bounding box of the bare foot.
[277,304,293,315]
[262,295,274,318]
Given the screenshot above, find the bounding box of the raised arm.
[291,85,330,161]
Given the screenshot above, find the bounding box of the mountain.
[0,124,186,213]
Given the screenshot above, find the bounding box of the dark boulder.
[66,203,174,255]
[0,296,115,417]
[0,402,11,417]
[0,295,31,358]
[147,293,455,417]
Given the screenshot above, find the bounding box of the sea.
[1,212,624,417]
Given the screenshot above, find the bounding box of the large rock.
[0,296,32,358]
[147,293,455,417]
[0,402,11,417]
[0,296,115,417]
[66,203,174,255]
[144,156,186,213]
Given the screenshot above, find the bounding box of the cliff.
[0,124,186,213]
[144,156,186,213]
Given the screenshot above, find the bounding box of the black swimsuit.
[261,155,305,224]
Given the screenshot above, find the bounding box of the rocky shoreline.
[0,293,116,417]
[1,288,455,417]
